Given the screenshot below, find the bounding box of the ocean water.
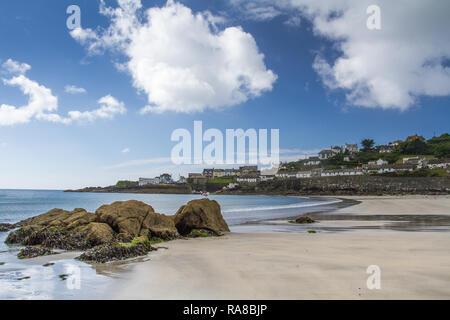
[0,190,339,299]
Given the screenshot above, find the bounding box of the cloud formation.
[1,59,31,75]
[0,59,125,126]
[233,0,450,110]
[71,0,277,114]
[65,85,87,94]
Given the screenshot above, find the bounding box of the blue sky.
[0,0,449,189]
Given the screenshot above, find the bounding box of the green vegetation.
[188,229,212,238]
[115,180,139,188]
[207,177,236,184]
[361,138,375,151]
[307,230,317,234]
[119,235,163,248]
[280,133,449,172]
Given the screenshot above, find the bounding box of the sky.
[0,0,449,189]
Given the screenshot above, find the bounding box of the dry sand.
[109,196,450,300]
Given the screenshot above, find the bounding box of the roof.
[319,149,334,154]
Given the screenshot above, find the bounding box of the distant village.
[136,134,450,191]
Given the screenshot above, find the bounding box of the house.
[304,157,321,166]
[368,159,388,166]
[190,175,208,185]
[239,166,260,176]
[296,171,312,179]
[227,182,239,189]
[237,176,260,184]
[426,159,450,169]
[159,173,173,184]
[177,176,187,184]
[402,157,423,165]
[331,146,343,154]
[260,175,275,182]
[276,171,297,179]
[203,169,214,178]
[345,144,359,154]
[321,169,364,177]
[378,145,394,153]
[318,149,335,160]
[389,140,403,147]
[139,177,160,186]
[406,135,425,142]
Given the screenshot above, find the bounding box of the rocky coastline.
[2,199,229,263]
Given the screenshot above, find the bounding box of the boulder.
[75,222,115,245]
[16,208,96,230]
[77,242,156,264]
[173,199,230,236]
[140,212,178,240]
[96,200,154,239]
[294,216,316,224]
[95,200,177,240]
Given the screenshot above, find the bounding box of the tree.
[361,139,375,151]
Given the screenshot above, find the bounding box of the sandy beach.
[107,195,450,300]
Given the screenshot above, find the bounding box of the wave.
[222,199,342,214]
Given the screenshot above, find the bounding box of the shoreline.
[104,194,450,300]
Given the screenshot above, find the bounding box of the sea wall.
[223,176,450,195]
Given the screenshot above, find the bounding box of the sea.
[0,189,340,299]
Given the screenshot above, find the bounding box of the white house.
[139,177,160,186]
[296,171,312,179]
[276,172,297,179]
[318,149,335,160]
[368,159,388,166]
[322,169,364,177]
[345,144,359,153]
[237,176,260,184]
[260,175,275,182]
[304,157,321,166]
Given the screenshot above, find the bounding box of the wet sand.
[108,195,450,300]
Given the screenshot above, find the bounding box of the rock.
[294,216,316,224]
[75,222,115,246]
[18,246,59,259]
[96,200,155,239]
[173,199,230,236]
[43,262,55,267]
[77,242,156,263]
[17,208,94,229]
[0,223,15,232]
[140,212,178,240]
[6,225,40,244]
[96,200,178,240]
[21,228,94,250]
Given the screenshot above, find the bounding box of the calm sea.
[0,190,339,299]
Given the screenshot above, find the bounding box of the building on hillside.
[296,171,312,179]
[260,175,275,182]
[402,157,423,165]
[368,159,389,166]
[331,146,343,154]
[213,169,226,178]
[237,176,260,184]
[426,159,450,169]
[406,135,425,142]
[139,177,160,186]
[321,169,364,177]
[389,140,403,147]
[276,171,297,179]
[377,145,394,153]
[318,149,335,160]
[304,156,321,166]
[202,169,214,179]
[239,166,260,176]
[345,144,359,154]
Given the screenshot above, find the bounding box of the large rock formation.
[95,200,178,240]
[173,199,230,236]
[4,198,228,262]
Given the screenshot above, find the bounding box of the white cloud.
[71,0,277,114]
[65,85,87,94]
[122,148,130,153]
[0,60,126,126]
[1,59,31,75]
[233,0,450,110]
